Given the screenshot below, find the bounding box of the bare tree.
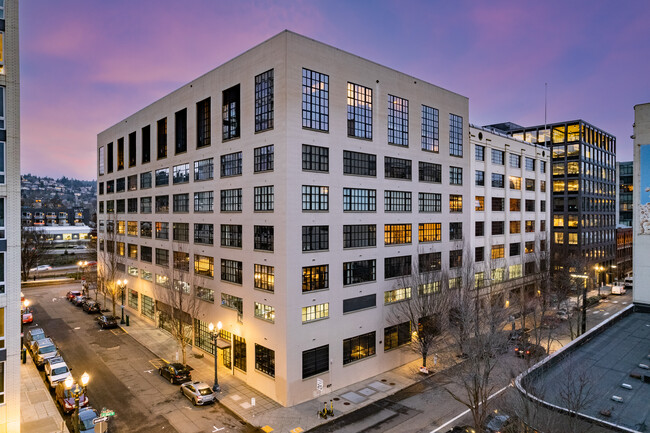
[97,215,122,317]
[153,244,204,366]
[388,253,451,371]
[20,226,52,281]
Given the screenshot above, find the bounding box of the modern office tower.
[0,0,20,431]
[617,161,633,226]
[488,121,617,284]
[97,31,471,406]
[633,102,650,306]
[469,126,551,308]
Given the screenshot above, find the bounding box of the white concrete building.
[0,0,20,431]
[633,103,650,306]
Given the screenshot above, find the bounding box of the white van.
[624,277,633,289]
[611,285,626,295]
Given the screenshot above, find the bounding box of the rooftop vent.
[611,396,624,403]
[621,383,633,390]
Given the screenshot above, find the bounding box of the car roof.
[78,407,97,419]
[48,356,65,364]
[29,328,45,334]
[170,363,186,369]
[36,338,54,346]
[187,381,210,388]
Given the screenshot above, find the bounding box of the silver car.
[180,381,217,406]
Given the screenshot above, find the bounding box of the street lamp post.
[208,321,222,392]
[117,279,127,324]
[65,371,90,433]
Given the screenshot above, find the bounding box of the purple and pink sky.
[20,0,650,180]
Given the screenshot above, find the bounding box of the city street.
[23,282,258,433]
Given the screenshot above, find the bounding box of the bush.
[586,296,601,307]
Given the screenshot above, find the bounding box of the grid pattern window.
[197,287,214,303]
[142,295,155,319]
[194,191,214,212]
[491,244,505,259]
[128,244,138,259]
[155,195,169,213]
[302,226,329,251]
[302,345,329,379]
[254,145,274,173]
[510,176,521,190]
[99,146,105,175]
[418,162,441,183]
[302,265,328,292]
[343,260,376,285]
[254,304,275,324]
[475,145,485,161]
[221,152,242,177]
[475,247,484,262]
[421,105,439,152]
[343,150,376,176]
[418,223,441,242]
[128,175,137,191]
[233,335,246,371]
[510,221,521,234]
[384,224,412,245]
[173,193,189,213]
[194,255,214,278]
[155,168,169,186]
[194,158,214,181]
[347,82,372,139]
[384,191,411,212]
[173,163,189,184]
[525,179,535,191]
[510,242,520,257]
[107,180,114,193]
[220,189,242,212]
[155,248,169,267]
[128,289,138,309]
[492,149,504,165]
[220,224,242,248]
[525,199,535,212]
[510,154,521,168]
[525,157,535,171]
[419,252,442,272]
[194,223,214,245]
[491,173,504,188]
[116,199,126,213]
[222,84,240,140]
[140,222,152,238]
[388,95,408,146]
[343,225,376,248]
[302,303,329,323]
[155,222,169,239]
[254,264,274,292]
[302,144,329,172]
[385,256,411,279]
[116,177,125,192]
[450,166,463,185]
[127,221,138,236]
[127,198,137,213]
[492,221,504,235]
[385,157,412,179]
[173,223,189,242]
[449,222,463,240]
[449,249,462,268]
[510,198,521,212]
[475,170,485,186]
[157,118,167,159]
[384,322,411,351]
[140,172,152,189]
[254,186,274,211]
[196,97,211,148]
[475,221,485,236]
[449,194,463,212]
[221,259,243,284]
[384,287,411,304]
[343,332,376,365]
[302,186,329,211]
[254,344,275,377]
[302,68,329,131]
[476,196,485,211]
[175,109,187,154]
[254,225,274,251]
[255,69,274,132]
[343,188,376,211]
[449,114,463,156]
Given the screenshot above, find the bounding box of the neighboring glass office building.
[489,121,617,281]
[618,161,633,227]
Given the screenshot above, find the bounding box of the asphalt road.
[24,283,258,433]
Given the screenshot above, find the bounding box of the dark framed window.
[475,246,484,262]
[155,248,169,267]
[233,335,246,372]
[302,345,329,379]
[194,223,214,245]
[194,158,214,181]
[343,260,376,285]
[157,117,167,159]
[141,246,152,263]
[254,225,274,251]
[384,322,411,351]
[106,180,114,194]
[116,177,125,192]
[173,163,189,184]
[220,189,242,212]
[491,221,504,235]
[99,182,104,195]
[347,82,373,139]
[140,197,152,213]
[194,191,214,212]
[141,125,151,164]
[449,222,463,240]
[221,152,242,177]
[175,108,187,154]
[196,97,211,148]
[525,199,535,212]
[343,294,376,313]
[222,84,240,140]
[419,162,441,183]
[343,150,376,176]
[343,225,376,248]
[127,198,137,213]
[155,168,169,186]
[475,145,485,161]
[302,265,328,292]
[173,251,190,272]
[384,224,411,245]
[173,222,189,242]
[140,221,152,238]
[343,332,375,365]
[509,154,520,168]
[254,145,274,172]
[510,242,520,257]
[302,68,329,131]
[116,199,125,213]
[128,175,137,191]
[421,105,439,152]
[255,69,274,132]
[475,170,485,186]
[449,249,462,268]
[254,186,274,211]
[525,157,535,171]
[302,144,329,172]
[155,222,169,239]
[388,94,408,146]
[107,142,113,173]
[343,188,376,211]
[221,259,243,284]
[221,224,242,248]
[385,157,412,179]
[302,226,329,251]
[491,173,504,188]
[128,131,137,167]
[254,264,274,292]
[418,222,441,242]
[155,195,169,213]
[302,185,329,211]
[491,149,504,165]
[384,256,411,279]
[384,191,411,212]
[449,114,463,156]
[255,344,275,377]
[117,138,124,170]
[140,172,152,189]
[450,166,463,185]
[525,179,535,191]
[419,252,441,272]
[475,221,484,236]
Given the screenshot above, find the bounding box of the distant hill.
[21,174,96,212]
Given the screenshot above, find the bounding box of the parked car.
[82,300,101,314]
[44,356,72,388]
[72,295,88,306]
[624,276,633,289]
[96,315,119,329]
[21,306,34,324]
[484,412,515,433]
[158,361,192,384]
[30,264,52,271]
[55,381,88,413]
[33,338,58,367]
[26,327,46,351]
[447,427,476,433]
[66,290,82,301]
[514,342,546,359]
[180,381,217,405]
[556,309,570,320]
[508,328,530,344]
[77,407,99,433]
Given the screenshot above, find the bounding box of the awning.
[216,338,231,349]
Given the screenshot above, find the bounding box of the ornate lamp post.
[65,371,90,433]
[208,321,222,392]
[116,279,127,324]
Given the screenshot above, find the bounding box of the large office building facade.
[617,161,633,227]
[96,31,551,406]
[0,0,20,431]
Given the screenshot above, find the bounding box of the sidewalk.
[122,312,457,433]
[20,351,70,433]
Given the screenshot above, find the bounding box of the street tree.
[97,215,123,317]
[20,226,52,281]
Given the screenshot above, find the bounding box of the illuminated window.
[194,255,214,278]
[449,195,463,212]
[302,265,328,292]
[525,220,535,233]
[475,272,485,289]
[509,264,522,279]
[491,268,504,282]
[254,303,275,323]
[388,94,408,146]
[554,232,564,244]
[421,105,439,152]
[384,287,411,304]
[418,281,441,295]
[418,223,441,243]
[475,196,484,211]
[554,216,564,227]
[553,146,565,158]
[568,233,578,245]
[347,82,373,139]
[553,181,565,192]
[302,68,329,131]
[491,244,504,259]
[128,244,137,259]
[343,332,375,365]
[116,242,125,256]
[525,179,535,191]
[384,224,412,245]
[567,144,579,157]
[525,241,535,254]
[568,215,579,228]
[127,221,138,236]
[254,264,274,292]
[567,180,579,192]
[384,322,411,351]
[510,198,520,212]
[509,176,521,190]
[510,221,521,234]
[117,220,125,235]
[567,162,579,175]
[302,303,329,323]
[567,124,580,142]
[552,125,565,143]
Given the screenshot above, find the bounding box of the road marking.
[604,312,610,315]
[429,385,509,433]
[74,327,81,330]
[212,427,225,432]
[144,369,153,374]
[613,301,619,304]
